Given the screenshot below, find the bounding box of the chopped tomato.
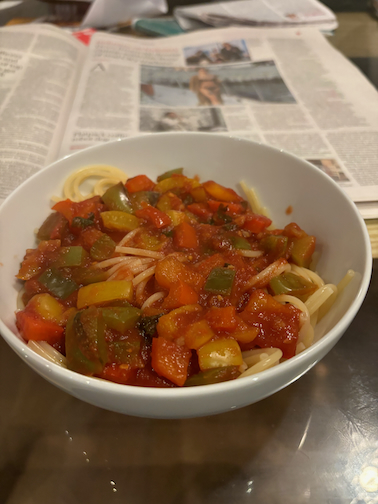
[240,289,300,358]
[243,214,272,233]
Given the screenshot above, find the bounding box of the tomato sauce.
[15,170,317,387]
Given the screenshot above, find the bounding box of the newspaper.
[1,23,378,218]
[174,0,338,32]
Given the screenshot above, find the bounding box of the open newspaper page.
[174,0,338,31]
[0,24,87,204]
[59,26,378,218]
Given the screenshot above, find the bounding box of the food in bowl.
[14,165,354,388]
[0,133,371,418]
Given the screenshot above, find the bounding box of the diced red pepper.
[125,175,155,193]
[173,221,198,249]
[135,203,171,229]
[97,363,137,385]
[243,214,272,234]
[52,196,102,225]
[162,280,199,310]
[16,310,64,344]
[151,337,192,386]
[206,306,237,332]
[186,203,213,221]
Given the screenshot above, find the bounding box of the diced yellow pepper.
[190,186,207,202]
[156,193,174,212]
[184,320,214,350]
[101,211,140,232]
[28,293,65,323]
[77,281,133,309]
[154,176,199,194]
[197,339,243,370]
[166,210,187,227]
[157,304,202,340]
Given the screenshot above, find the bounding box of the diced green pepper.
[291,235,316,268]
[101,182,133,213]
[269,272,317,301]
[53,246,88,268]
[112,340,142,366]
[231,236,251,250]
[261,235,288,259]
[138,231,164,251]
[37,212,68,240]
[184,366,241,386]
[101,306,141,333]
[38,268,78,300]
[65,307,108,375]
[157,167,183,182]
[90,234,116,261]
[129,191,160,211]
[71,267,109,286]
[204,267,235,296]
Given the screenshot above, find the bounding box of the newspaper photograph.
[140,61,296,107]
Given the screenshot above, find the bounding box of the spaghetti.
[16,167,354,388]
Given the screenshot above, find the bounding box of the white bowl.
[0,133,372,418]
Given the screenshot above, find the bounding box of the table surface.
[1,8,378,504]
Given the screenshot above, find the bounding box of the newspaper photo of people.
[140,61,296,107]
[139,107,227,132]
[308,159,350,183]
[184,40,250,66]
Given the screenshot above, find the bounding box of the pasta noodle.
[290,264,325,287]
[238,348,283,378]
[305,284,337,316]
[240,180,270,218]
[55,165,128,202]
